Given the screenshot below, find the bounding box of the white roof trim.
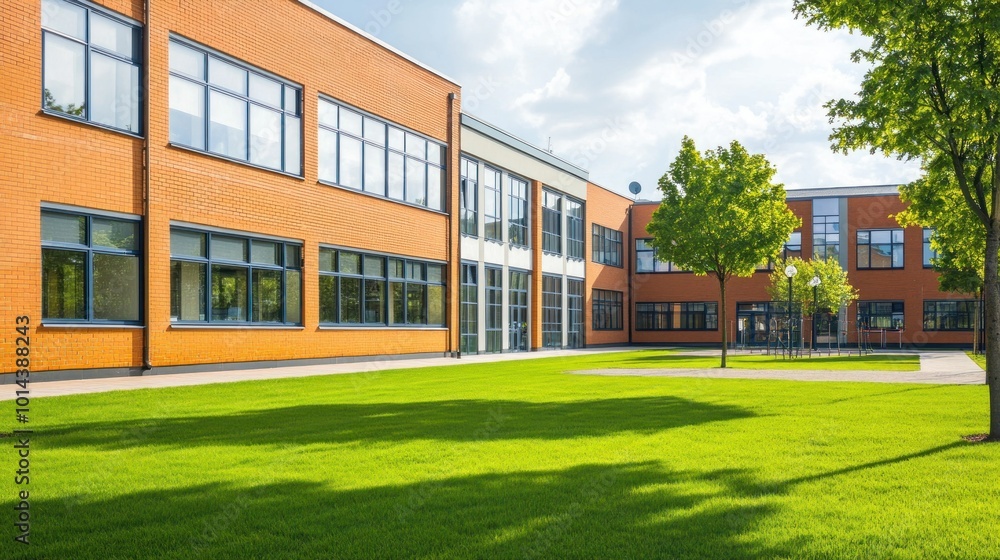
[296,0,459,86]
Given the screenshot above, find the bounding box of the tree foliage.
[648,136,800,367]
[766,257,858,316]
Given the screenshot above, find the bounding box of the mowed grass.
[969,352,987,371]
[3,350,998,559]
[596,351,919,371]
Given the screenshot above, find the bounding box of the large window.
[509,176,529,247]
[542,190,562,254]
[460,264,478,354]
[542,275,563,348]
[318,98,444,210]
[857,301,904,330]
[509,270,529,351]
[593,290,623,331]
[485,267,503,352]
[635,239,682,273]
[783,232,802,261]
[318,248,444,327]
[592,225,622,267]
[857,229,904,269]
[41,0,141,133]
[170,228,302,325]
[924,300,979,331]
[567,279,584,348]
[460,158,478,235]
[484,167,502,242]
[566,198,585,260]
[636,303,718,331]
[812,198,840,261]
[168,39,302,175]
[923,228,937,268]
[41,209,141,324]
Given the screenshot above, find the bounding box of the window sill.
[317,180,448,216]
[318,326,448,331]
[168,143,305,181]
[41,323,144,329]
[39,109,144,139]
[169,324,304,330]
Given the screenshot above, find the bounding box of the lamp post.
[808,276,822,355]
[784,265,798,359]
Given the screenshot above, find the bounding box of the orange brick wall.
[629,196,978,347]
[585,183,632,346]
[1,0,460,375]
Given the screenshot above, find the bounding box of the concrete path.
[574,350,986,386]
[2,347,637,401]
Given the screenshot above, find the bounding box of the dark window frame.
[460,157,479,236]
[592,289,623,331]
[812,199,841,262]
[592,224,623,267]
[460,263,478,354]
[635,302,719,331]
[485,267,503,352]
[169,227,302,326]
[923,228,937,268]
[542,190,562,255]
[508,175,529,248]
[542,274,563,348]
[923,300,979,331]
[857,301,905,330]
[41,0,143,135]
[857,228,905,270]
[565,198,585,260]
[635,238,684,273]
[41,208,143,325]
[484,166,503,242]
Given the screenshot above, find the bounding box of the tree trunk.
[720,277,728,369]
[986,224,1000,439]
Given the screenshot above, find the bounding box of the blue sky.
[315,0,922,198]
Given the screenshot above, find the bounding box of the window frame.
[460,157,479,236]
[592,289,623,331]
[592,224,623,267]
[460,263,478,354]
[565,197,585,260]
[923,228,938,268]
[542,190,563,255]
[857,301,905,330]
[923,300,979,332]
[40,0,143,136]
[635,302,719,331]
[508,175,529,248]
[167,36,303,177]
[542,274,563,348]
[857,228,905,270]
[41,207,143,326]
[483,166,503,242]
[812,199,841,262]
[635,238,684,273]
[169,226,303,326]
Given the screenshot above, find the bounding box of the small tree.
[648,136,800,367]
[766,257,858,330]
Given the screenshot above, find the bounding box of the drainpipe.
[447,91,457,358]
[141,0,152,373]
[627,204,633,346]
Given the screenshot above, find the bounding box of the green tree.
[648,136,800,368]
[794,0,1000,438]
[766,257,859,316]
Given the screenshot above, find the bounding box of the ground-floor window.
[509,270,529,352]
[460,264,478,354]
[635,302,718,331]
[42,208,142,324]
[857,301,904,330]
[318,248,445,327]
[567,279,585,348]
[485,267,503,353]
[542,275,563,348]
[593,289,623,331]
[923,300,979,331]
[170,227,301,325]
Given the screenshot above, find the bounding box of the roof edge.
[461,113,589,182]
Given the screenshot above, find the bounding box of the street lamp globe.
[784,265,798,278]
[808,276,821,288]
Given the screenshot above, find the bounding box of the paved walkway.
[2,347,636,401]
[574,350,986,385]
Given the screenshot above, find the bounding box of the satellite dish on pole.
[628,181,642,197]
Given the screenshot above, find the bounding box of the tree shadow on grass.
[613,354,916,369]
[16,462,806,560]
[40,397,755,451]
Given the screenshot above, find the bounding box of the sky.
[315,0,923,199]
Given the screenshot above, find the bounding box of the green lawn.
[3,351,998,559]
[969,352,987,371]
[594,351,919,371]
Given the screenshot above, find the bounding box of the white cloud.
[513,68,573,127]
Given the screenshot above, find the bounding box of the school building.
[0,0,977,381]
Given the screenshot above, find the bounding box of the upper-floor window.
[508,176,529,247]
[812,198,840,261]
[169,39,302,175]
[923,228,937,268]
[783,232,802,261]
[41,0,141,134]
[566,198,585,260]
[460,158,478,235]
[635,239,682,273]
[542,190,562,254]
[41,208,141,324]
[592,225,622,267]
[857,229,904,269]
[484,166,502,241]
[169,227,302,325]
[318,98,444,210]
